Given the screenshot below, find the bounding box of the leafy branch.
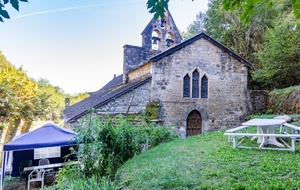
[0,0,28,22]
[147,0,300,23]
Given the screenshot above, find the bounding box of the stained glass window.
[192,70,199,98]
[201,75,208,98]
[183,74,190,97]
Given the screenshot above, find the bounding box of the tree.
[0,64,39,143]
[0,50,88,145]
[181,12,207,40]
[0,0,28,22]
[203,0,276,68]
[183,0,295,90]
[0,84,19,140]
[252,13,300,89]
[0,51,50,143]
[146,0,299,23]
[37,79,89,125]
[222,0,300,23]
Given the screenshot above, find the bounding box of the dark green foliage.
[49,165,121,190]
[182,0,298,90]
[146,0,300,24]
[147,0,169,19]
[70,114,178,180]
[253,13,300,89]
[222,0,300,22]
[0,0,28,22]
[204,0,277,70]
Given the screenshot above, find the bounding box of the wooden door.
[186,110,202,137]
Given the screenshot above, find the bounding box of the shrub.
[68,114,178,180]
[46,165,121,190]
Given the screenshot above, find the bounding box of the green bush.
[46,165,121,190]
[67,114,178,181]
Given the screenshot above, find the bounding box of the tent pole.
[1,151,7,190]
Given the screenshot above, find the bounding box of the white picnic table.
[224,118,300,151]
[23,161,79,172]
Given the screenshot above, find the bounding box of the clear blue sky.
[0,0,208,94]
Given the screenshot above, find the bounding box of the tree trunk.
[4,118,21,144]
[20,120,32,134]
[0,128,4,145]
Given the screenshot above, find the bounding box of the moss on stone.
[145,100,160,121]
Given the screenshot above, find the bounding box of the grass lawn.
[116,130,300,190]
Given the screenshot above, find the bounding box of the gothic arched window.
[201,75,208,98]
[183,74,190,97]
[192,70,199,98]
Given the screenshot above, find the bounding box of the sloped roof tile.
[63,76,151,122]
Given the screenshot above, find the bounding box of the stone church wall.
[150,38,249,136]
[95,81,151,115]
[246,90,269,114]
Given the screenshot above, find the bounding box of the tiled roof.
[91,74,123,94]
[150,32,252,68]
[63,76,151,123]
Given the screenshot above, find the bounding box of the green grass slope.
[116,131,300,190]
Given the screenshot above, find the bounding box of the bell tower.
[141,9,182,51]
[123,9,182,84]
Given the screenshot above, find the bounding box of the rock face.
[267,88,300,114]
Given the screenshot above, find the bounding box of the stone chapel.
[63,10,252,137]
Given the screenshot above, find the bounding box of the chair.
[27,169,45,190]
[38,158,54,174]
[19,159,32,182]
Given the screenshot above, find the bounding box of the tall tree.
[0,52,49,143]
[0,84,19,140]
[204,0,277,69]
[0,65,39,143]
[184,0,295,89]
[221,0,300,23]
[253,13,300,89]
[181,12,207,40]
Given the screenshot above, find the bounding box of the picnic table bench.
[224,119,300,152]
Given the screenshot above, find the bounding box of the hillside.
[267,85,300,114]
[116,130,300,189]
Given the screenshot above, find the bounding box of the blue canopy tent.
[0,122,77,189]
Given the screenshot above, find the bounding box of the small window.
[201,75,208,98]
[192,70,199,98]
[34,146,61,159]
[183,74,190,97]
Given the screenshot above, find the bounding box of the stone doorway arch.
[180,104,209,137]
[186,110,202,137]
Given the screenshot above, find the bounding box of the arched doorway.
[186,110,202,137]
